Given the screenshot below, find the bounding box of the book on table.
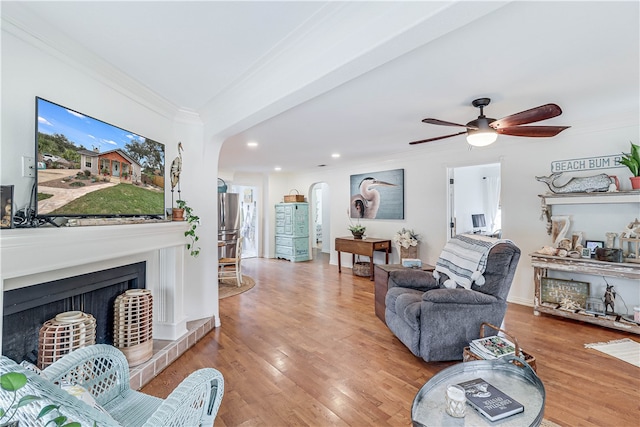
[457,377,524,422]
[469,335,516,359]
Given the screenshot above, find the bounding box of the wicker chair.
[42,344,224,427]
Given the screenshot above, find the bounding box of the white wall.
[279,125,640,310]
[1,24,219,327]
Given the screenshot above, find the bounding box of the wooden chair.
[218,236,243,286]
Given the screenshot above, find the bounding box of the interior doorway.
[310,182,330,254]
[447,163,501,239]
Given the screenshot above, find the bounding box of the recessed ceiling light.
[331,153,340,158]
[247,142,258,147]
[274,166,282,171]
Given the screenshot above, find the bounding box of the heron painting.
[350,169,404,219]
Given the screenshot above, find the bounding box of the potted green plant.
[620,141,640,189]
[0,371,79,427]
[175,199,201,257]
[347,208,366,239]
[348,224,366,239]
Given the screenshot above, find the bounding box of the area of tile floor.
[129,317,215,390]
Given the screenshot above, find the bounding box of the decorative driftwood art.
[605,232,618,249]
[551,215,571,246]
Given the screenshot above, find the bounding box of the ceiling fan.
[409,98,570,147]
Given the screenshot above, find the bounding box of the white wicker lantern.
[113,289,153,366]
[38,311,96,369]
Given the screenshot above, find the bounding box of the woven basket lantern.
[38,311,96,369]
[113,289,153,366]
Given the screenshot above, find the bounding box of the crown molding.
[2,3,179,121]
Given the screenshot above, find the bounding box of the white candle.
[445,384,466,418]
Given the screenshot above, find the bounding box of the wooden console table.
[335,237,391,281]
[531,253,640,334]
[374,264,435,322]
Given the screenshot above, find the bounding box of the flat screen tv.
[35,97,165,218]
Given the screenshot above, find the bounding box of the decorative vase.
[630,176,640,190]
[172,208,185,221]
[400,246,418,260]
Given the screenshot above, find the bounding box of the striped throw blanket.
[434,234,512,289]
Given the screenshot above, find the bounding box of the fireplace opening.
[3,262,145,364]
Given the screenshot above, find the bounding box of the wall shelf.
[539,190,640,205]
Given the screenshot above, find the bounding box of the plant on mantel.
[175,199,201,258]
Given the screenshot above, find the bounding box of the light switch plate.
[22,156,35,177]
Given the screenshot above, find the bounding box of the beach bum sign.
[551,154,625,173]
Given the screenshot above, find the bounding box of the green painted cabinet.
[275,202,310,262]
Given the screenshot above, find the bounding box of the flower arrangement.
[393,228,420,249]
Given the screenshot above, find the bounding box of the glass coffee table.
[412,356,545,427]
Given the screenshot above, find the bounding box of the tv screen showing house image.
[35,97,165,218]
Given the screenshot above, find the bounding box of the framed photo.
[581,247,592,258]
[349,169,404,219]
[1,185,14,229]
[585,240,604,256]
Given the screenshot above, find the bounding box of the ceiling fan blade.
[409,131,467,145]
[490,104,563,129]
[422,118,477,129]
[496,125,570,138]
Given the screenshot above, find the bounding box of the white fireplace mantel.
[0,222,189,347]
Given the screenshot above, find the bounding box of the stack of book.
[469,335,516,360]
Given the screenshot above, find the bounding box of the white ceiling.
[4,1,639,174]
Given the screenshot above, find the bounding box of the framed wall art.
[1,185,14,229]
[585,240,604,256]
[350,169,404,219]
[540,277,590,308]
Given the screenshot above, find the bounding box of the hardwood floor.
[142,252,640,426]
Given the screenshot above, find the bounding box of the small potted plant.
[620,141,640,189]
[349,224,366,239]
[347,209,366,239]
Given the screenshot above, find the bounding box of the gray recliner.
[384,241,520,362]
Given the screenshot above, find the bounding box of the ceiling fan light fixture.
[466,128,498,147]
